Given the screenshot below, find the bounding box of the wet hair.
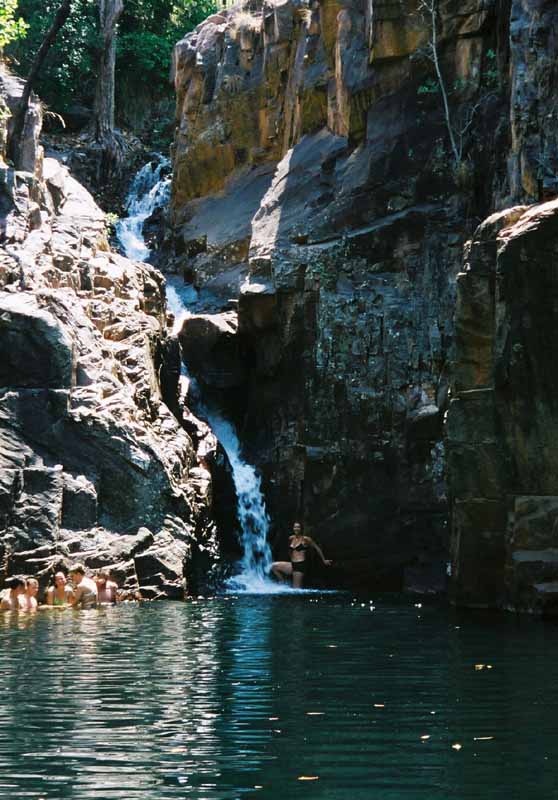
[27,578,38,588]
[5,576,26,590]
[69,563,85,575]
[50,571,66,588]
[95,570,110,581]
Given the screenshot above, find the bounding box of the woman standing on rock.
[47,572,74,607]
[271,521,332,589]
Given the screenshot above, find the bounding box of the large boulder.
[0,293,76,389]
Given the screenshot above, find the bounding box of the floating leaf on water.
[473,736,494,741]
[373,704,385,708]
[486,665,493,669]
[327,645,338,648]
[306,712,325,716]
[420,735,430,740]
[474,664,485,670]
[254,786,263,790]
[452,743,462,750]
[268,717,279,721]
[298,776,319,781]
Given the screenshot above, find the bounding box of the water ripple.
[1,597,558,799]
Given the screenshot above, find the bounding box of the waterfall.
[116,156,171,262]
[117,160,283,594]
[179,366,279,593]
[202,412,281,594]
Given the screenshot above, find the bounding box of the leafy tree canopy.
[0,0,28,50]
[7,0,216,125]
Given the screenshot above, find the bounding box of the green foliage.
[9,0,98,108]
[7,0,216,127]
[417,78,439,95]
[483,49,498,88]
[0,0,28,49]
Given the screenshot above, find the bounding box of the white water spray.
[203,412,284,593]
[116,156,171,262]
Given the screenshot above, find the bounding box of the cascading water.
[117,159,283,593]
[116,155,171,262]
[202,412,280,593]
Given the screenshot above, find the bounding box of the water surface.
[1,595,556,799]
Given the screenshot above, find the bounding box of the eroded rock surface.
[170,0,510,590]
[168,0,558,600]
[448,200,558,613]
[0,71,224,599]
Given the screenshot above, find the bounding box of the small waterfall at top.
[116,155,171,262]
[117,158,283,594]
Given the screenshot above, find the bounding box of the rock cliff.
[170,0,558,604]
[0,70,225,599]
[170,0,511,591]
[447,200,558,613]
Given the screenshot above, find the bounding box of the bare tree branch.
[8,0,73,168]
[419,0,460,168]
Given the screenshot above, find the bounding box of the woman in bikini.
[271,521,332,588]
[46,571,74,607]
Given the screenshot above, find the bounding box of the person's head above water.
[53,571,67,587]
[26,578,38,596]
[6,576,26,594]
[94,570,110,585]
[68,563,86,584]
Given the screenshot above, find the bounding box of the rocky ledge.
[168,0,558,604]
[0,70,225,600]
[168,0,509,591]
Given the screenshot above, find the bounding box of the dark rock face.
[170,0,508,590]
[447,200,558,613]
[508,0,558,201]
[0,72,224,599]
[169,0,558,602]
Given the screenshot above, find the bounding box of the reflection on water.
[1,596,558,799]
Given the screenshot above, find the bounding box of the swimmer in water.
[22,577,39,611]
[0,577,27,611]
[47,571,74,607]
[94,570,119,604]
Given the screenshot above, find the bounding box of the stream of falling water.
[116,156,171,261]
[118,158,280,593]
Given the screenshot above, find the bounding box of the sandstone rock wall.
[0,71,224,599]
[171,0,558,602]
[170,0,513,590]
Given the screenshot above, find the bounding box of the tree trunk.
[8,0,73,168]
[93,0,124,183]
